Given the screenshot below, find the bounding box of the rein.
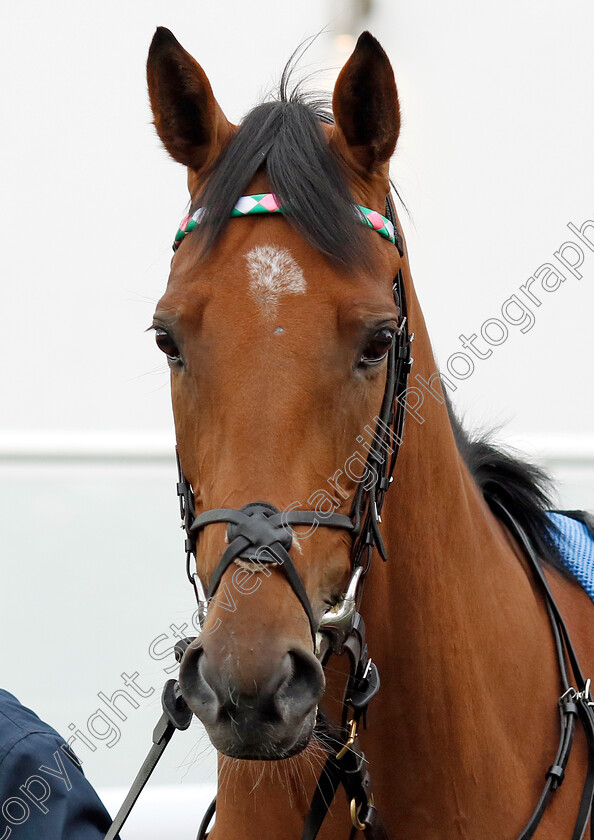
[491,500,594,840]
[104,193,594,840]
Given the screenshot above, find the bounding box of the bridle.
[104,191,412,840]
[176,193,411,655]
[175,193,413,840]
[104,191,594,840]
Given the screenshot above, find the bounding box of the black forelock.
[188,86,373,268]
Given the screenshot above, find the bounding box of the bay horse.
[145,27,593,839]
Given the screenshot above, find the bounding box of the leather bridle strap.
[103,186,410,840]
[492,499,594,840]
[303,502,594,840]
[349,262,412,569]
[303,614,384,840]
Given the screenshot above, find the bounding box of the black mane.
[446,395,567,575]
[190,87,372,267]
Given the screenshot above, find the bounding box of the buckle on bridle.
[580,678,593,706]
[350,797,366,831]
[336,718,358,760]
[560,679,594,707]
[350,794,374,831]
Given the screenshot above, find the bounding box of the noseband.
[185,501,354,643]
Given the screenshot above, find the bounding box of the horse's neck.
[359,280,562,836]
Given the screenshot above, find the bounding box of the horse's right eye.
[155,328,182,363]
[358,327,395,367]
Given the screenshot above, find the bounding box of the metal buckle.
[560,679,594,707]
[350,798,366,831]
[580,678,593,706]
[372,498,381,525]
[336,719,358,760]
[559,686,577,704]
[350,794,373,831]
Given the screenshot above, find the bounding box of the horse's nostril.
[271,652,293,695]
[196,648,227,706]
[277,649,325,718]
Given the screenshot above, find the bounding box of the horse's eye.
[359,328,395,366]
[155,328,182,363]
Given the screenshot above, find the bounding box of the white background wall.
[1,1,593,835]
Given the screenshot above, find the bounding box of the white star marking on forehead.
[246,246,306,316]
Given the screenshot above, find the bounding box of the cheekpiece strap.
[173,194,396,251]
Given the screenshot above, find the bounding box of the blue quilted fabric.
[546,512,594,603]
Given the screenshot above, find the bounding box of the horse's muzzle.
[179,642,325,759]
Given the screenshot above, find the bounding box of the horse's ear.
[147,27,233,172]
[331,32,400,173]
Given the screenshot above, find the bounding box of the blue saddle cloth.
[546,512,594,603]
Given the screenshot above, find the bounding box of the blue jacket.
[0,689,114,839]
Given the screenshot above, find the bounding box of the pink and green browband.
[173,193,396,252]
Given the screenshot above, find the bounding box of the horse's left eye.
[359,328,395,366]
[154,328,182,363]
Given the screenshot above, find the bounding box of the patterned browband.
[173,193,396,251]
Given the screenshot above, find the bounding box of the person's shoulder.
[0,688,65,766]
[0,691,115,839]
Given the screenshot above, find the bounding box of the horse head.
[147,27,404,761]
